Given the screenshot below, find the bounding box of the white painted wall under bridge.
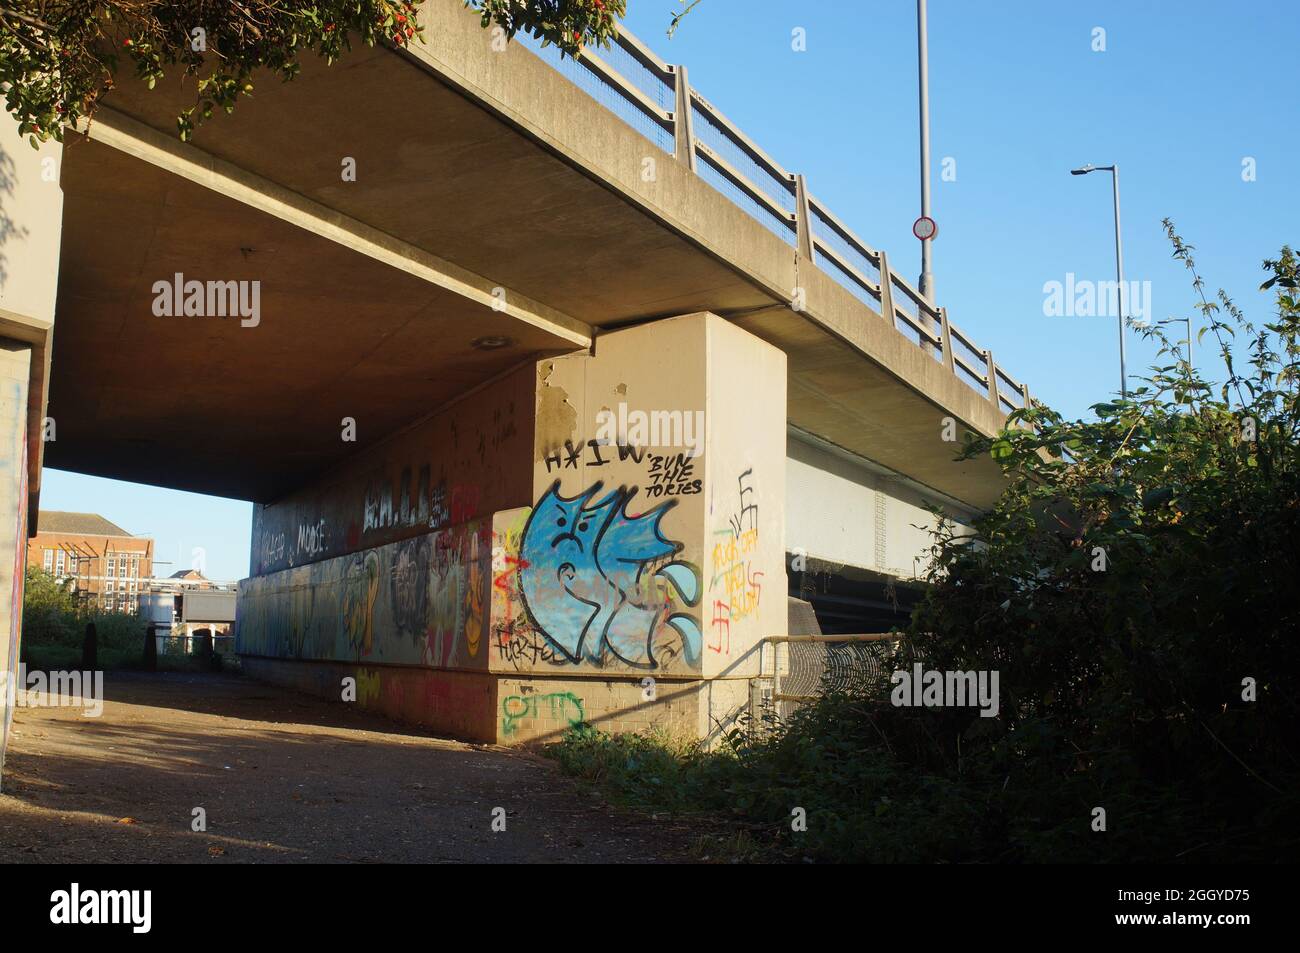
[786,429,977,582]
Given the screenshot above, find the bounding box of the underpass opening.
[788,557,924,635]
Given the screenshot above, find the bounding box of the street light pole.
[1071,163,1128,399]
[917,0,935,304]
[1110,166,1128,399]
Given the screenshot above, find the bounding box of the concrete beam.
[77,108,593,349]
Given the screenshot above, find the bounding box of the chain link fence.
[750,634,901,726]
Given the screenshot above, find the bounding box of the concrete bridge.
[0,0,1032,759]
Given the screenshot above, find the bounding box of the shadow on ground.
[0,672,700,863]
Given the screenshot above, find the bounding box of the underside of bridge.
[2,0,1018,770]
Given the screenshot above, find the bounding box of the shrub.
[552,228,1300,863]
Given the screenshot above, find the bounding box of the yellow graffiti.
[465,528,484,658]
[356,668,381,705]
[344,551,380,656]
[711,527,761,623]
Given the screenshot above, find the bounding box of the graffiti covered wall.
[499,315,713,677]
[489,313,788,686]
[0,345,32,786]
[488,503,703,676]
[238,517,492,670]
[236,313,788,744]
[700,317,787,681]
[249,362,534,577]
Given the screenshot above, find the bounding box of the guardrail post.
[877,250,895,326]
[922,307,940,359]
[985,349,999,406]
[672,65,697,173]
[794,174,814,260]
[939,307,955,373]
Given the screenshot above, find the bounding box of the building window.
[43,549,53,571]
[107,560,116,578]
[55,551,65,576]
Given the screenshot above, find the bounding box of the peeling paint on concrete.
[535,361,577,461]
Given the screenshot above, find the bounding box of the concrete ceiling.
[46,137,578,500]
[91,42,778,328]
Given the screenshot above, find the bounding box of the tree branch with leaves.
[0,0,623,145]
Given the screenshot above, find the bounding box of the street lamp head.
[1071,165,1096,176]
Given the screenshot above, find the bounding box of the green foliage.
[21,566,148,668]
[465,0,623,52]
[553,229,1300,862]
[1,0,621,145]
[900,223,1299,860]
[19,565,79,645]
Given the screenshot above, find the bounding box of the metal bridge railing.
[521,26,1033,420]
[752,634,901,725]
[154,633,235,656]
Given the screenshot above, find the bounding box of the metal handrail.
[535,25,1031,419]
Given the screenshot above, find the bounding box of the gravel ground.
[0,671,699,864]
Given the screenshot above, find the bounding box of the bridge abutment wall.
[236,312,788,744]
[0,111,63,788]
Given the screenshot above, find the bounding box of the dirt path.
[0,672,698,863]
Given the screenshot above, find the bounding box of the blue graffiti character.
[519,481,702,668]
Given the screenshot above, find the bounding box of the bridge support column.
[498,310,789,742]
[0,111,64,787]
[0,343,31,786]
[236,312,788,745]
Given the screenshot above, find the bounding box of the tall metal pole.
[917,0,935,303]
[1110,165,1127,399]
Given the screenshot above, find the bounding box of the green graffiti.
[501,691,585,737]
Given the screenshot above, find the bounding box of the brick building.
[26,511,154,613]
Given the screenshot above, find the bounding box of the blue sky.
[39,0,1298,580]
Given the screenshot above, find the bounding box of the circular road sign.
[913,216,938,241]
